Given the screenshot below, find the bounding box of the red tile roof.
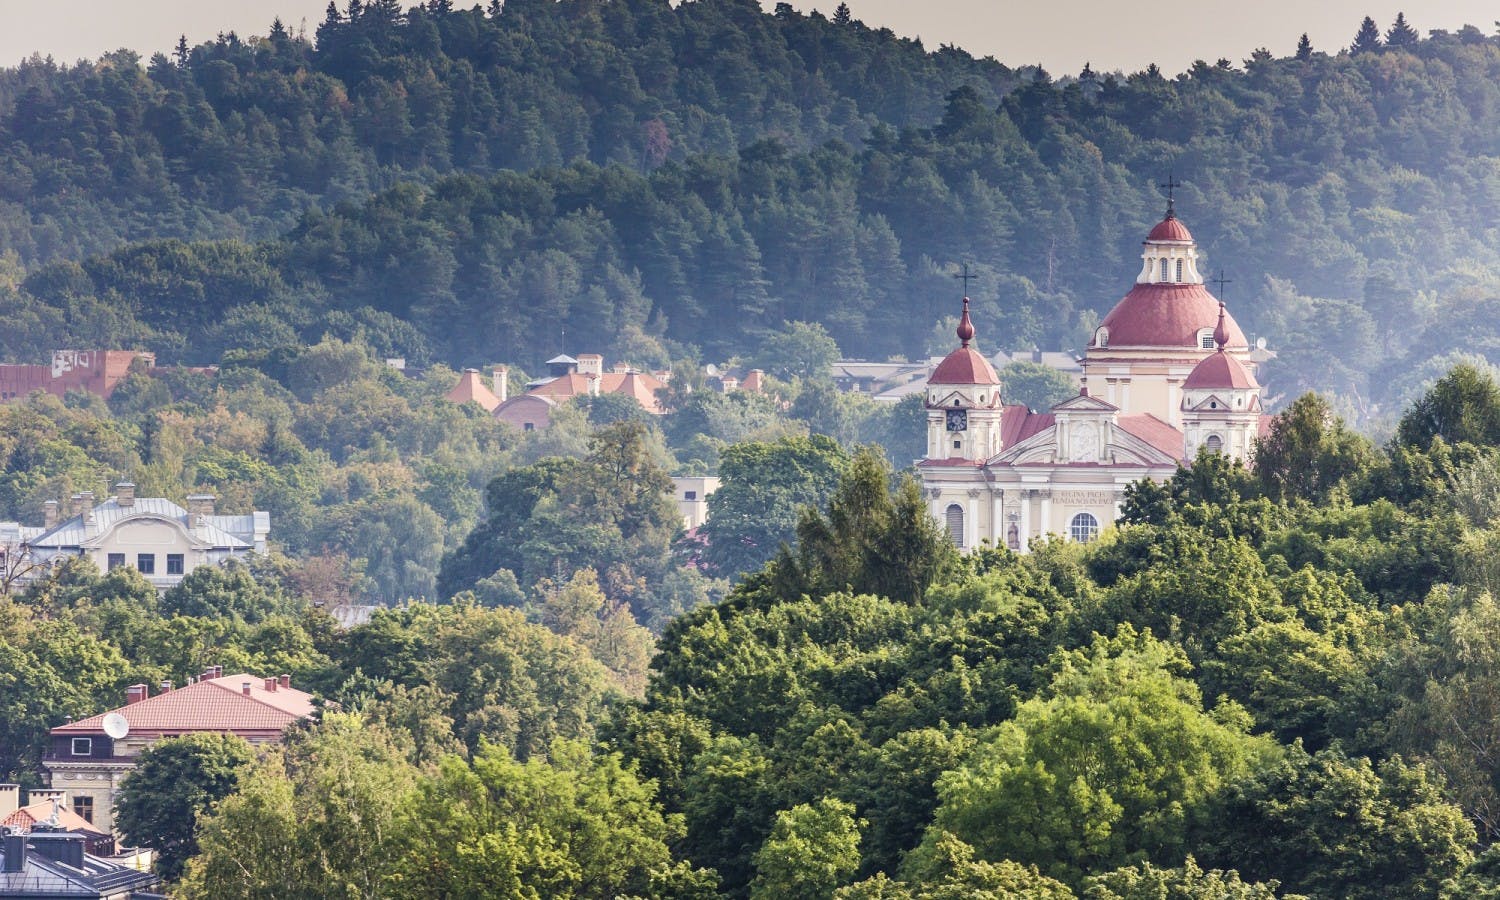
[1147,215,1194,242]
[52,675,315,738]
[1001,405,1054,446]
[4,802,108,838]
[930,347,1000,386]
[599,371,667,414]
[1184,349,1259,390]
[1100,283,1248,349]
[1118,414,1186,460]
[445,370,501,412]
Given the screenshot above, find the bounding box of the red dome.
[1099,283,1247,349]
[929,347,1000,386]
[1147,215,1193,242]
[1184,350,1258,390]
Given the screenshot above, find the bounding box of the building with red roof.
[43,669,315,836]
[919,203,1272,552]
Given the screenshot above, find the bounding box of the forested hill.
[3,4,1500,423]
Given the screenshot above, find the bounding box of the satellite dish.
[102,713,130,740]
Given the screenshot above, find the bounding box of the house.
[443,368,502,412]
[0,789,113,857]
[19,485,268,590]
[0,351,154,403]
[919,203,1273,551]
[0,825,159,900]
[44,669,315,835]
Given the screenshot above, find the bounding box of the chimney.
[27,828,84,870]
[27,789,64,809]
[264,677,278,692]
[43,501,58,529]
[125,684,148,704]
[492,366,508,403]
[158,680,172,693]
[186,494,216,521]
[241,682,252,696]
[114,482,135,508]
[79,491,95,527]
[0,785,18,820]
[279,674,290,689]
[577,354,604,378]
[1,829,24,873]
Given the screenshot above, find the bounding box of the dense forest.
[1,2,1499,429]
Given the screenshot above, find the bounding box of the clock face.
[946,409,968,432]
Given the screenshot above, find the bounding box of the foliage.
[114,733,255,880]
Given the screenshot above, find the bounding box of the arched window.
[1204,434,1224,453]
[1160,258,1170,282]
[1069,512,1099,543]
[945,504,964,548]
[1175,259,1184,282]
[1095,327,1109,348]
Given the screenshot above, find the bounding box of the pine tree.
[173,34,189,69]
[1296,33,1313,60]
[833,2,852,25]
[1386,12,1418,47]
[1351,16,1382,53]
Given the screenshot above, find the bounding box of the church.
[918,203,1270,550]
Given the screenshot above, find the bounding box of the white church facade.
[918,205,1270,550]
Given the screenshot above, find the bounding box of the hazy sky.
[4,0,1495,75]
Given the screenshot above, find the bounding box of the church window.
[1160,258,1170,282]
[1095,327,1109,348]
[1210,400,1218,409]
[1205,434,1224,453]
[945,504,964,548]
[1175,259,1184,282]
[953,439,961,449]
[1198,329,1215,349]
[1069,512,1099,543]
[953,399,960,407]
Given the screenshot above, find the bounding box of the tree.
[756,321,841,382]
[1199,745,1475,900]
[1000,361,1077,411]
[700,435,850,579]
[1296,33,1313,60]
[115,733,255,880]
[1351,16,1383,53]
[1253,393,1377,503]
[1395,364,1500,451]
[1085,857,1288,899]
[1386,12,1419,47]
[832,3,852,26]
[751,799,864,900]
[160,561,284,622]
[920,627,1272,886]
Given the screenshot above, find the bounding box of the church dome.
[930,297,1000,386]
[1147,214,1193,242]
[1184,348,1258,389]
[1100,283,1247,349]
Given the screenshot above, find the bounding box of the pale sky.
[2,0,1495,76]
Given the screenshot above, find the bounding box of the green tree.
[1351,16,1383,53]
[1385,12,1419,47]
[751,798,865,900]
[115,733,255,881]
[1395,364,1500,451]
[1084,857,1291,899]
[1000,361,1077,411]
[757,321,841,382]
[1253,393,1376,503]
[160,561,284,622]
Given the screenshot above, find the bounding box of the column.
[991,491,1004,547]
[1039,491,1052,538]
[965,490,980,551]
[1018,490,1031,546]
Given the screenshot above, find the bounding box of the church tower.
[925,298,1004,462]
[1181,304,1263,461]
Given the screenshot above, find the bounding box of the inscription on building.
[1054,490,1116,506]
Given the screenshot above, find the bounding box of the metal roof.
[27,498,253,551]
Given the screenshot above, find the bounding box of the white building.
[918,205,1270,550]
[18,484,269,589]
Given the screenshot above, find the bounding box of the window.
[1160,258,1169,281]
[72,796,93,823]
[71,737,92,756]
[945,504,964,548]
[952,439,962,449]
[1204,434,1224,453]
[1095,327,1109,348]
[136,553,155,574]
[1175,259,1184,282]
[1069,512,1100,543]
[166,554,184,575]
[1198,329,1216,350]
[523,422,535,432]
[952,399,960,407]
[684,491,697,501]
[106,553,125,571]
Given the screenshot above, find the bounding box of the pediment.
[1184,392,1234,412]
[926,389,970,408]
[80,513,210,551]
[988,421,1181,468]
[1050,392,1119,413]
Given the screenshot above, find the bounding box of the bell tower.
[925,298,1004,462]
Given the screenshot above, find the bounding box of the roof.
[1118,414,1187,460]
[1184,349,1259,390]
[1099,283,1248,350]
[28,498,254,551]
[445,370,501,412]
[0,833,158,898]
[545,355,578,365]
[1001,404,1054,445]
[1147,214,1193,242]
[2,803,107,840]
[52,674,315,738]
[599,371,666,414]
[929,347,1001,386]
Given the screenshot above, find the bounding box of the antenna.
[102,713,130,740]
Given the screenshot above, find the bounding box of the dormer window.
[1197,329,1215,350]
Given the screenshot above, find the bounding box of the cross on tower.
[953,262,977,297]
[1211,269,1232,298]
[1159,172,1181,217]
